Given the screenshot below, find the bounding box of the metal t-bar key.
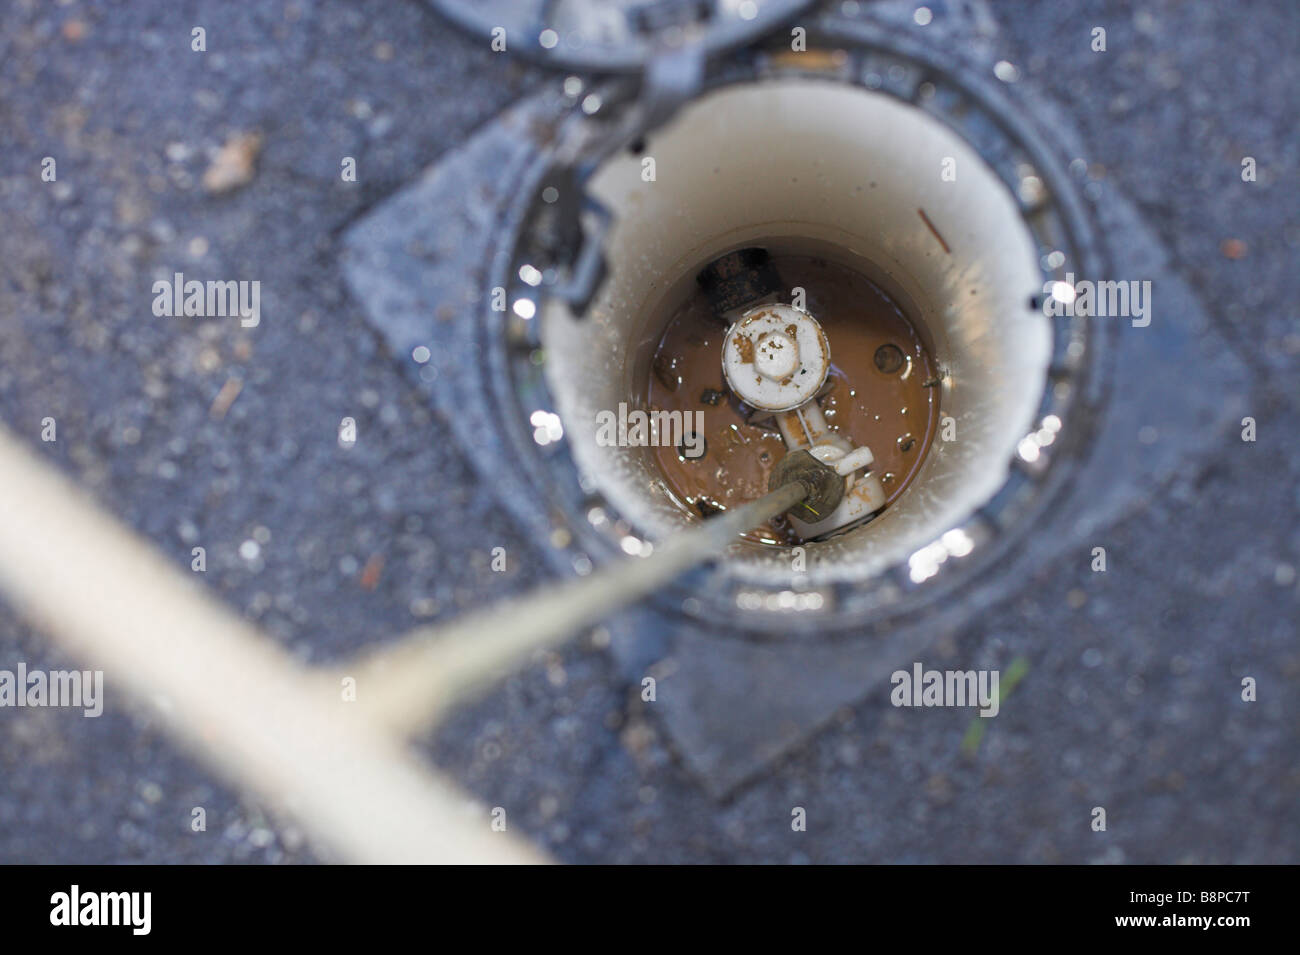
[349,472,827,731]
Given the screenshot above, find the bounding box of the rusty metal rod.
[348,479,810,731]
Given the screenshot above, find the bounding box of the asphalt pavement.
[0,0,1295,863]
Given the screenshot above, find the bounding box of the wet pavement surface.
[0,0,1296,863]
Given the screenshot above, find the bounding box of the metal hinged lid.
[429,0,814,74]
[431,2,817,316]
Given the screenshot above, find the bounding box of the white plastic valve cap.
[721,303,830,412]
[755,331,799,380]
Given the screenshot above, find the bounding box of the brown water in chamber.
[646,254,941,545]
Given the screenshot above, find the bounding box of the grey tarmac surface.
[0,0,1296,863]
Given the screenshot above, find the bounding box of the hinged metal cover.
[429,0,814,73]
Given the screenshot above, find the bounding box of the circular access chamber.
[489,23,1103,636]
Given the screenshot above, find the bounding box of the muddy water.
[646,254,941,544]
